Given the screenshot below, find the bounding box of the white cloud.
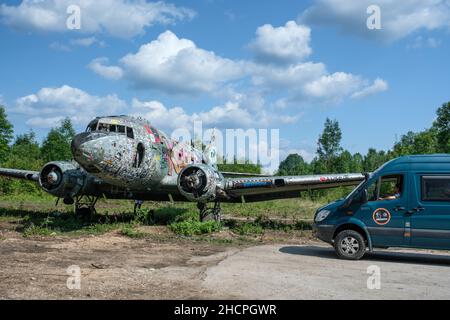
[70,36,104,47]
[92,26,388,106]
[88,58,124,80]
[119,30,245,94]
[50,37,105,52]
[249,21,312,64]
[408,36,442,49]
[351,78,388,99]
[303,72,364,103]
[49,41,71,51]
[131,98,295,131]
[250,61,326,89]
[301,0,450,42]
[13,85,127,128]
[0,0,195,38]
[131,98,192,130]
[250,62,387,105]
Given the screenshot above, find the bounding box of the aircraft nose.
[71,132,91,159]
[71,132,103,172]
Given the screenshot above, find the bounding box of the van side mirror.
[361,189,368,204]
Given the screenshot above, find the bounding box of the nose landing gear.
[73,195,99,218]
[197,201,222,222]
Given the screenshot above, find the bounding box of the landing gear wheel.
[75,207,93,218]
[197,201,222,222]
[334,230,366,260]
[73,195,99,222]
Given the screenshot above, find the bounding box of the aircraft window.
[86,121,98,132]
[98,123,109,132]
[422,176,450,202]
[127,127,134,139]
[110,124,117,132]
[118,125,125,134]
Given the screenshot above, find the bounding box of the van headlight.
[315,210,331,222]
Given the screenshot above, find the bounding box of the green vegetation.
[169,220,222,236]
[277,102,450,176]
[120,226,147,239]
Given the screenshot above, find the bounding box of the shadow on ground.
[0,206,189,234]
[279,245,450,267]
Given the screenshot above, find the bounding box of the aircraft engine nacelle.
[39,161,86,200]
[177,164,224,203]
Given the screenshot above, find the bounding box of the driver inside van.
[379,183,401,201]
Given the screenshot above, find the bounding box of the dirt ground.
[0,223,312,299]
[2,224,450,300]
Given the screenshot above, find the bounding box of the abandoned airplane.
[0,116,365,220]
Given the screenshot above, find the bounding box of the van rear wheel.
[334,230,366,260]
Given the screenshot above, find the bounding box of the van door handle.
[413,206,425,213]
[394,206,406,212]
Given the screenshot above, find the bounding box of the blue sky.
[0,0,449,168]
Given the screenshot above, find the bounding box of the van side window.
[422,176,450,202]
[368,174,404,201]
[378,175,403,201]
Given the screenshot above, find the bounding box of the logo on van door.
[373,208,391,225]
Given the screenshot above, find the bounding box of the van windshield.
[344,159,391,201]
[345,179,368,201]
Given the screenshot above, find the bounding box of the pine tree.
[0,105,14,164]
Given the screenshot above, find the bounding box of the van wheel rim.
[340,236,359,255]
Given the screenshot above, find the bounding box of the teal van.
[313,154,450,260]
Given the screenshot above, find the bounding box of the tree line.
[278,102,450,176]
[0,107,75,194]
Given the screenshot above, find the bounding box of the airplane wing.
[222,173,366,203]
[220,171,268,178]
[0,168,40,181]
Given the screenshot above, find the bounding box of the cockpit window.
[98,123,109,132]
[88,121,132,137]
[127,127,134,139]
[86,121,98,132]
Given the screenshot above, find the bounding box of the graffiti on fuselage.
[82,116,205,189]
[168,140,203,175]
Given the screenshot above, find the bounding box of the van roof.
[380,154,450,172]
[392,154,450,164]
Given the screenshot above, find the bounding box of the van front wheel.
[334,230,366,260]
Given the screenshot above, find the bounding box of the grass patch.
[231,222,264,235]
[169,220,222,236]
[120,226,147,239]
[23,224,54,237]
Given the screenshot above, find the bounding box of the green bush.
[23,224,53,237]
